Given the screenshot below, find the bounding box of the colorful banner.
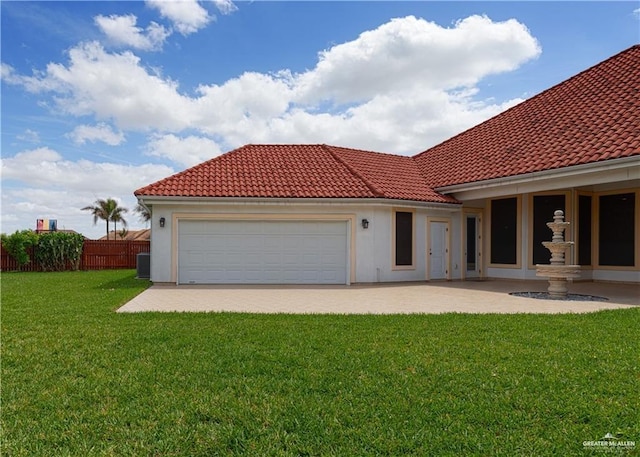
[36,219,57,231]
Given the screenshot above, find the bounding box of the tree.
[110,204,128,240]
[82,198,128,239]
[134,203,151,224]
[82,198,112,239]
[0,230,39,269]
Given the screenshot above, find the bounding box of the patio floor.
[118,280,639,314]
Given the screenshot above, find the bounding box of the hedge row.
[0,230,84,271]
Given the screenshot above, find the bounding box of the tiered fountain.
[535,210,581,299]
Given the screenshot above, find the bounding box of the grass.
[1,270,638,456]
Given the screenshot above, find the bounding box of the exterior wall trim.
[435,156,640,195]
[138,196,461,210]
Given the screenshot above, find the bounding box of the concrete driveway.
[118,280,639,314]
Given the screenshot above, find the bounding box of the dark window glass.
[578,195,592,266]
[395,211,413,266]
[466,216,476,270]
[532,195,566,265]
[599,193,635,266]
[491,197,518,264]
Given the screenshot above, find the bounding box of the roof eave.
[136,195,461,209]
[435,156,640,201]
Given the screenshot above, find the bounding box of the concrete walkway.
[118,280,639,314]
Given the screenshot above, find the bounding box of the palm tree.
[134,203,151,224]
[82,198,128,239]
[110,204,128,240]
[82,198,113,238]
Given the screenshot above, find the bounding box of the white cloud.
[2,14,541,155]
[146,0,212,35]
[243,91,524,154]
[293,15,541,105]
[212,0,238,15]
[10,41,194,130]
[95,14,170,51]
[17,129,41,143]
[145,133,223,167]
[1,147,172,194]
[190,14,540,152]
[1,62,65,93]
[634,8,640,19]
[1,147,174,237]
[3,147,62,164]
[68,123,126,146]
[193,71,294,144]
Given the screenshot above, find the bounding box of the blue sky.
[1,1,639,239]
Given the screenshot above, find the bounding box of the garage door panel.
[178,220,348,284]
[264,254,282,267]
[300,271,320,282]
[184,251,204,264]
[321,270,340,282]
[323,253,342,263]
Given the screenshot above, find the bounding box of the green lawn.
[1,270,638,456]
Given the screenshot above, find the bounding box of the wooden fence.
[0,240,150,272]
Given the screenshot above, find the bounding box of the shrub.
[0,230,39,269]
[34,232,84,271]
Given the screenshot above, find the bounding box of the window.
[532,195,566,265]
[599,193,635,266]
[578,195,592,266]
[394,211,413,267]
[466,216,477,271]
[490,197,518,265]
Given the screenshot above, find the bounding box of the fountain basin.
[536,264,581,298]
[535,264,581,279]
[542,241,574,250]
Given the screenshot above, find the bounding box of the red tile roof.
[135,144,458,204]
[413,45,640,188]
[330,146,456,203]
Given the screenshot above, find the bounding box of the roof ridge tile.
[322,145,386,198]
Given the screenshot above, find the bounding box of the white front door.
[429,221,449,280]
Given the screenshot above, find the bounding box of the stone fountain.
[535,210,581,299]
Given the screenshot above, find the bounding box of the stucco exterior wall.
[143,183,638,285]
[146,199,461,284]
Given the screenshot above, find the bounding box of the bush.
[34,232,84,271]
[0,230,39,269]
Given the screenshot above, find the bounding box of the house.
[98,229,151,241]
[135,46,640,285]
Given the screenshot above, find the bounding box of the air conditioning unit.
[136,252,150,279]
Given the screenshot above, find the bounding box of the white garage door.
[178,220,349,284]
